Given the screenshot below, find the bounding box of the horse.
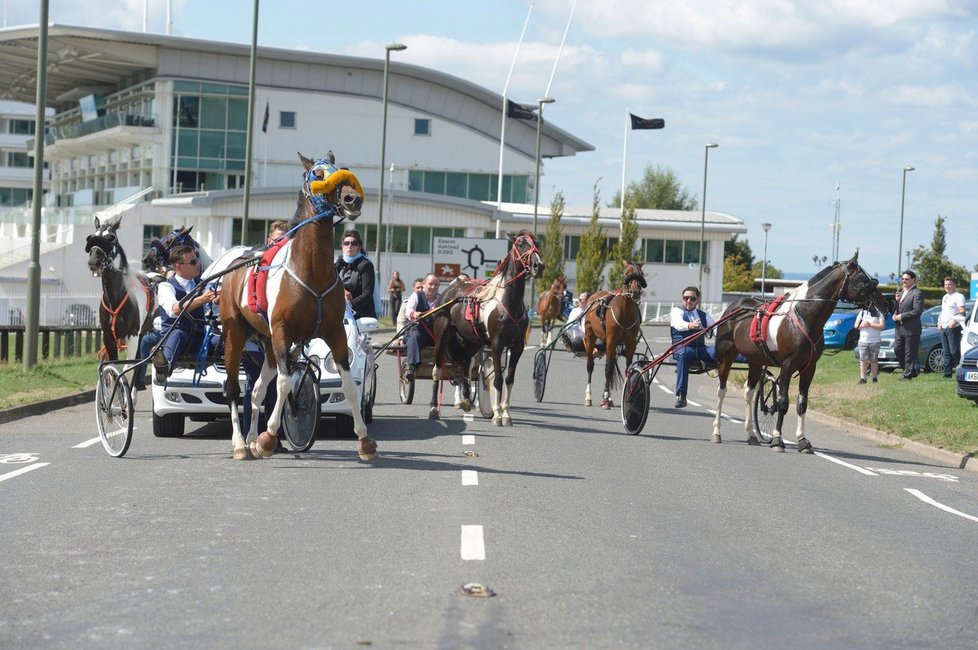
[582,260,647,409]
[429,230,544,425]
[85,214,157,365]
[711,252,887,452]
[143,225,213,276]
[218,151,377,461]
[535,276,567,347]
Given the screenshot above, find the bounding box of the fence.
[0,325,104,364]
[0,293,102,327]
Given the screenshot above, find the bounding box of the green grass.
[0,356,100,410]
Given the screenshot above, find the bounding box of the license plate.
[966,372,978,382]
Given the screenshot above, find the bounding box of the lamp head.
[761,222,772,232]
[706,142,718,149]
[386,43,407,52]
[903,165,914,172]
[539,97,555,105]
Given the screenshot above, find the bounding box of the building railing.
[29,113,158,148]
[0,325,103,363]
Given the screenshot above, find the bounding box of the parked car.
[956,344,978,403]
[875,302,974,374]
[151,315,378,440]
[823,301,895,350]
[62,303,98,327]
[960,299,978,359]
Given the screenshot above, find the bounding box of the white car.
[961,300,978,359]
[151,315,378,443]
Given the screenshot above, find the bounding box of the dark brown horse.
[711,252,887,452]
[143,225,212,276]
[583,261,646,408]
[219,152,377,461]
[429,230,544,425]
[535,276,567,347]
[85,214,156,364]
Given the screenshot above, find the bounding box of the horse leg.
[712,365,730,444]
[429,364,441,420]
[251,351,292,459]
[491,346,505,426]
[500,343,524,426]
[769,373,791,453]
[794,370,816,454]
[337,358,378,460]
[247,360,276,446]
[222,323,250,460]
[601,348,615,409]
[743,365,762,446]
[584,332,596,407]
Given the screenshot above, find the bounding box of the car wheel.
[844,329,859,350]
[925,345,945,374]
[152,411,185,438]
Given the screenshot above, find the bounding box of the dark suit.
[893,285,924,378]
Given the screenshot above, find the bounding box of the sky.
[4,0,977,280]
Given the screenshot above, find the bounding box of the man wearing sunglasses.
[669,286,716,408]
[152,244,217,380]
[893,269,924,380]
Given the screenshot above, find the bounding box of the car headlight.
[322,352,337,374]
[968,331,978,346]
[825,319,843,329]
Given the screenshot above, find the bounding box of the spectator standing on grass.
[893,269,924,381]
[855,308,884,384]
[938,276,966,379]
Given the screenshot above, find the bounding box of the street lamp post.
[698,143,719,292]
[897,165,914,276]
[761,222,772,296]
[376,42,407,287]
[529,97,555,313]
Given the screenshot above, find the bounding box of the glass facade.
[172,81,249,193]
[408,169,530,203]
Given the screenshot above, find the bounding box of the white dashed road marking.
[73,437,102,449]
[460,525,486,560]
[461,470,479,486]
[905,489,978,523]
[0,463,50,483]
[815,451,879,476]
[462,434,475,445]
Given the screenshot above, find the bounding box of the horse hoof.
[770,436,785,452]
[358,437,378,461]
[584,399,592,407]
[428,407,440,420]
[711,433,722,444]
[747,436,760,446]
[232,446,251,461]
[251,439,275,459]
[492,416,502,426]
[461,399,472,412]
[797,438,814,454]
[501,416,512,426]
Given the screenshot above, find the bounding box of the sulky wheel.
[751,370,780,444]
[620,361,650,435]
[282,361,320,453]
[95,364,134,458]
[532,348,548,402]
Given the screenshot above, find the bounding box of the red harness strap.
[749,294,787,344]
[248,238,289,314]
[97,291,131,360]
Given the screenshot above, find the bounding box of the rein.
[282,200,342,334]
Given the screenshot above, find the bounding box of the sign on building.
[432,237,509,282]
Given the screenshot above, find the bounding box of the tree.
[608,204,640,288]
[724,235,754,269]
[537,192,566,293]
[609,164,699,210]
[751,260,783,280]
[909,215,969,287]
[576,181,608,293]
[722,234,755,292]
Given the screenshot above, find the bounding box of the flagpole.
[544,0,576,97]
[496,0,534,238]
[620,108,628,232]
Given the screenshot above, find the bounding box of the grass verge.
[0,357,100,410]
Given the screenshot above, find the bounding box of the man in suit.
[893,269,925,380]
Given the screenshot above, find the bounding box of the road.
[1,327,976,648]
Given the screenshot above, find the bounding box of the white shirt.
[405,290,440,321]
[566,306,586,337]
[855,310,883,344]
[669,305,716,332]
[157,275,198,316]
[939,291,965,329]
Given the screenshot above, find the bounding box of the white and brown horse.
[711,253,887,452]
[582,261,646,408]
[535,276,567,347]
[429,230,544,425]
[218,152,377,461]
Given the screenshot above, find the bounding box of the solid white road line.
[461,469,479,486]
[460,525,486,560]
[905,488,978,523]
[73,437,102,449]
[0,463,50,483]
[814,451,879,476]
[462,413,474,422]
[462,434,476,445]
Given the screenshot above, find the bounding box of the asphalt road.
[2,328,976,649]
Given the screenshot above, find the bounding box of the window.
[280,111,296,129]
[564,235,581,261]
[683,241,702,264]
[468,174,490,201]
[410,227,432,255]
[390,226,409,253]
[446,173,466,198]
[176,96,199,127]
[414,118,431,135]
[7,152,30,168]
[644,239,664,263]
[423,171,446,194]
[665,240,683,264]
[8,119,35,135]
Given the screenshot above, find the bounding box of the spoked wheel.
[621,361,651,435]
[477,352,495,419]
[399,372,415,405]
[532,348,548,402]
[282,361,320,453]
[751,371,780,444]
[95,365,134,458]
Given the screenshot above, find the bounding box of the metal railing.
[0,325,103,363]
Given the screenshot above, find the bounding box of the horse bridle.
[498,234,542,286]
[837,263,881,312]
[85,231,120,274]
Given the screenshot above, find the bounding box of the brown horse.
[219,152,377,461]
[85,214,156,363]
[429,230,544,425]
[583,261,647,408]
[535,276,567,346]
[711,252,887,452]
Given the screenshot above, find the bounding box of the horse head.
[85,215,123,277]
[622,260,647,299]
[143,226,197,274]
[840,252,887,316]
[300,151,364,222]
[552,276,567,295]
[509,230,544,279]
